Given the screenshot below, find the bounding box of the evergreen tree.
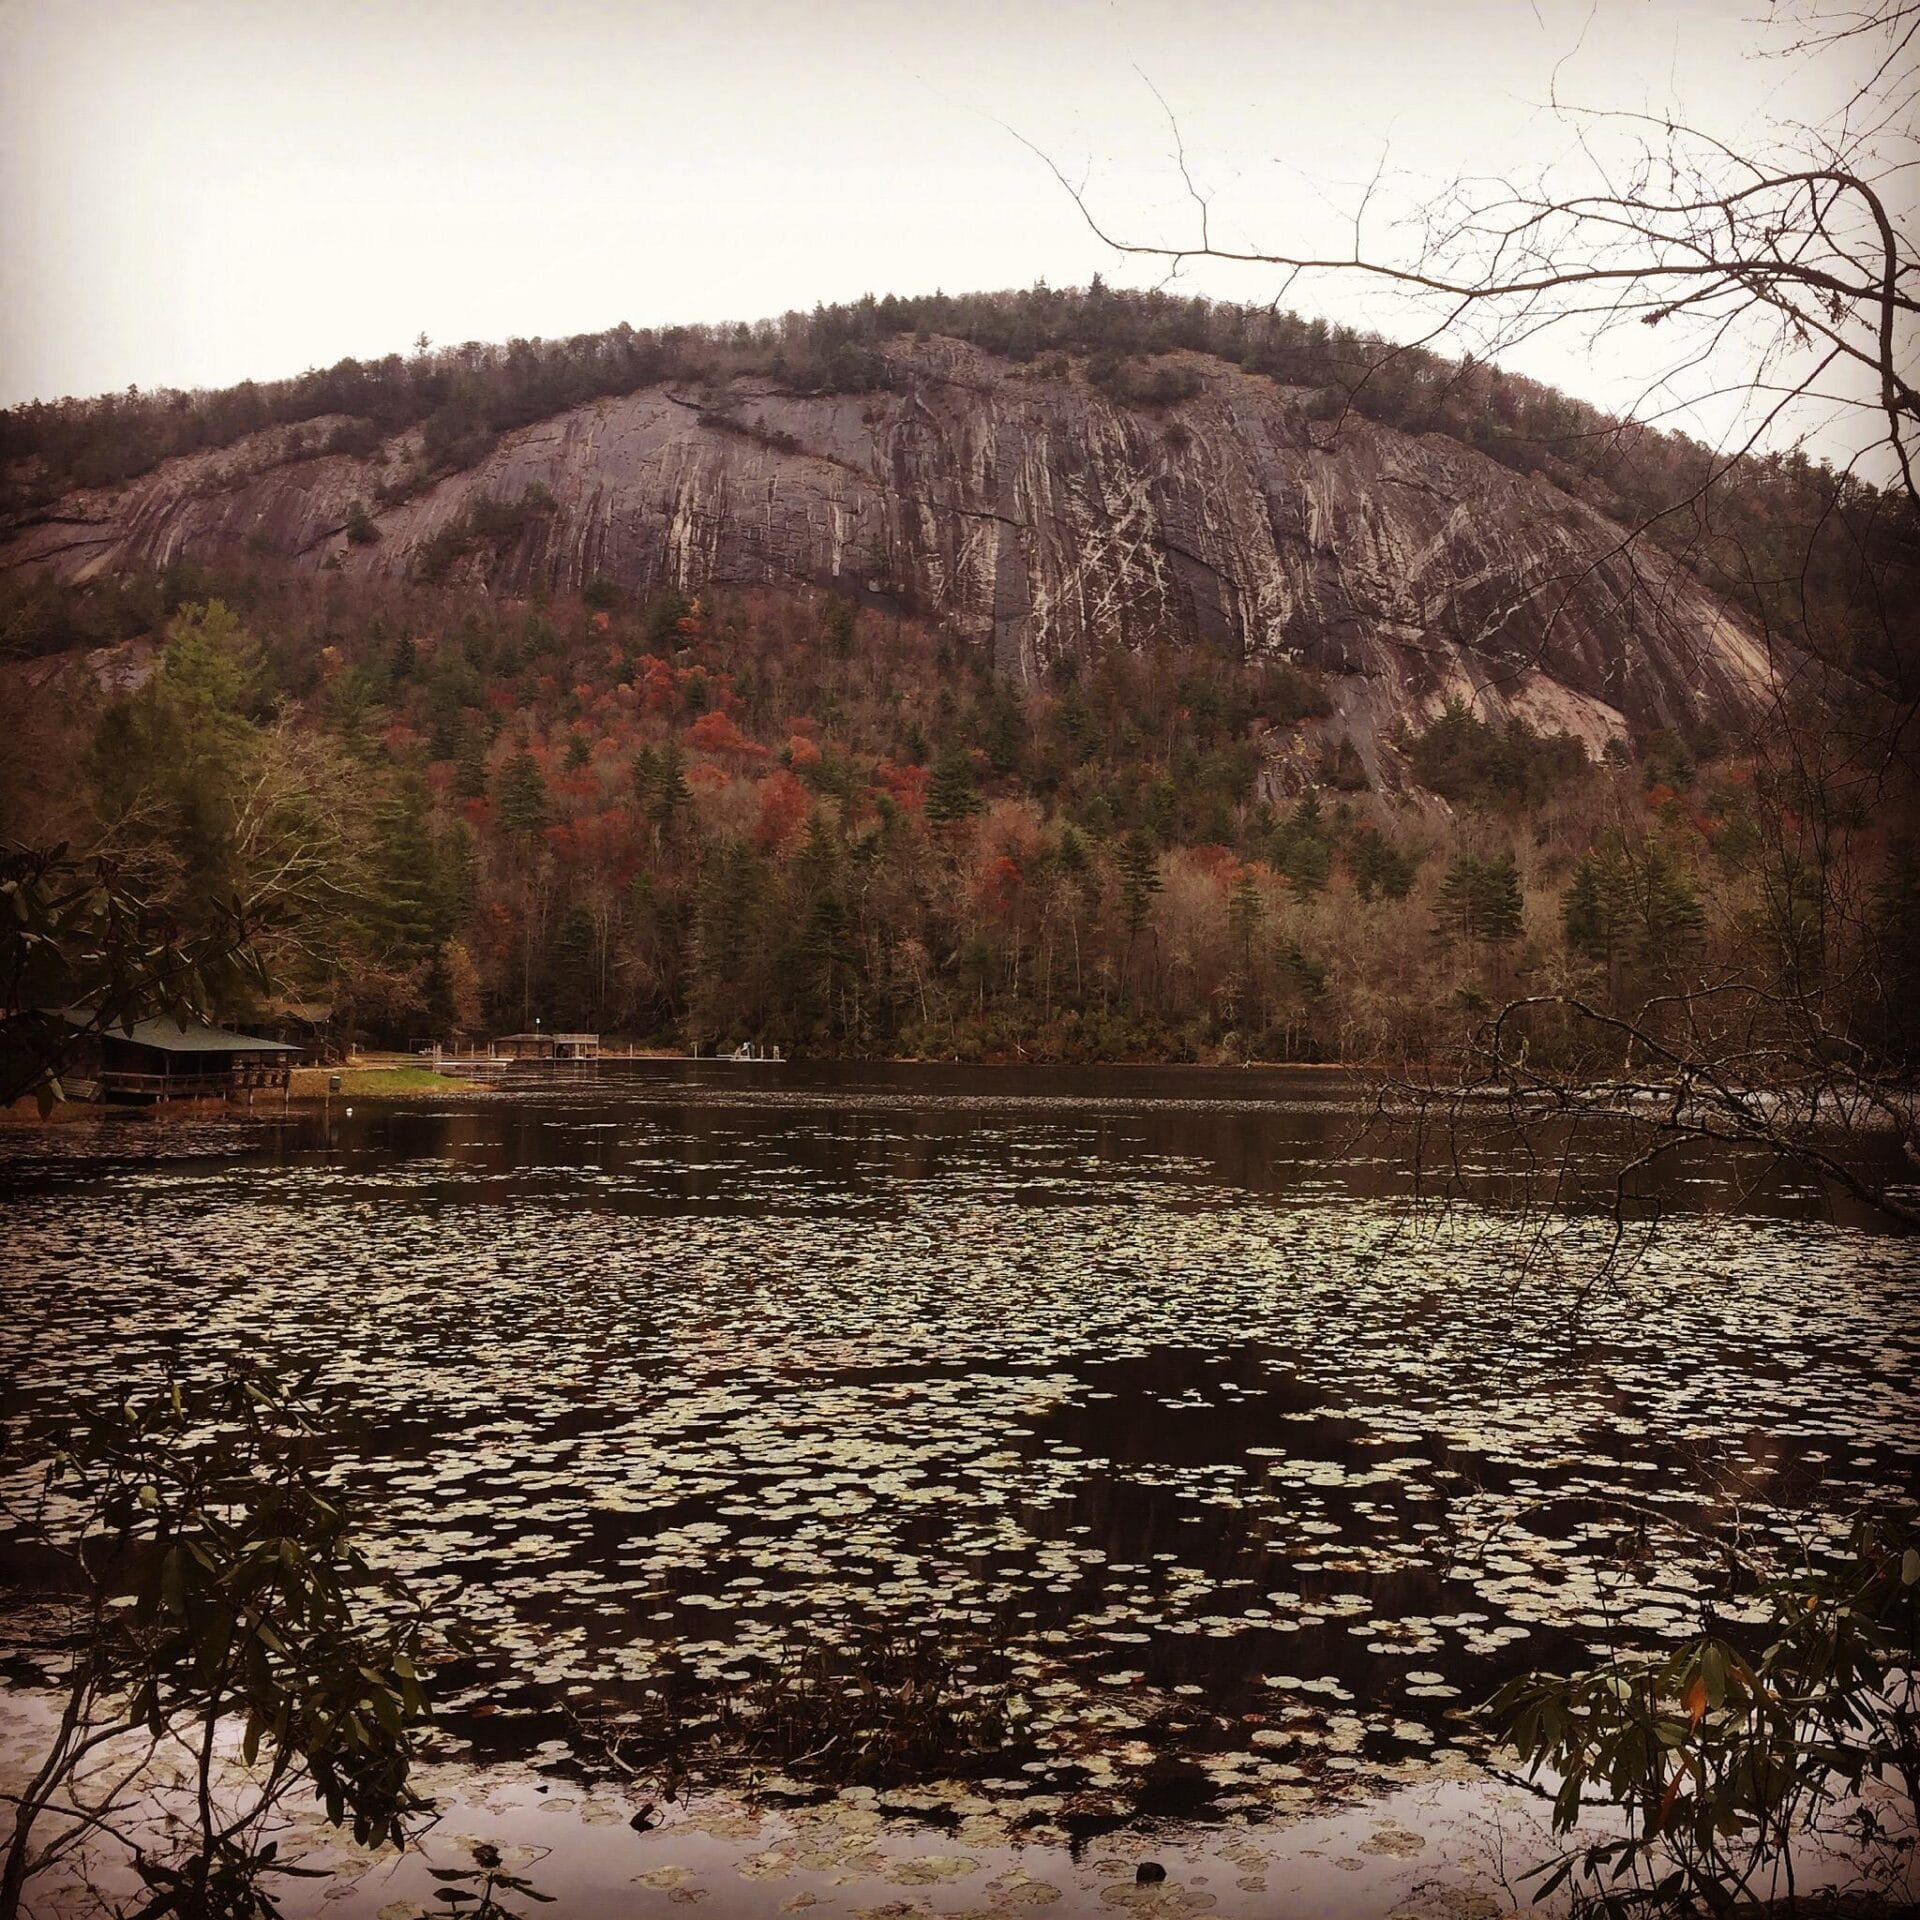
[495,749,549,835]
[1349,825,1419,901]
[651,741,691,833]
[825,598,857,658]
[1436,852,1524,949]
[1227,869,1264,970]
[800,890,857,1036]
[548,904,600,1029]
[1563,845,1635,988]
[1117,830,1163,940]
[87,600,264,895]
[368,773,447,963]
[427,691,463,762]
[1564,837,1701,994]
[1475,851,1525,947]
[689,842,764,1037]
[983,679,1027,774]
[794,810,840,895]
[454,724,490,800]
[925,748,982,827]
[1273,795,1333,893]
[630,744,659,806]
[1632,839,1704,967]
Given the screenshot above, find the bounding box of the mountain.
[4,292,1912,1066]
[4,332,1775,782]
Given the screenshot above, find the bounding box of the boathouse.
[59,1010,300,1103]
[492,1031,599,1060]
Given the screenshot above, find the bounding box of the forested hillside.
[5,559,1910,1066]
[3,284,1912,1068]
[6,284,1913,698]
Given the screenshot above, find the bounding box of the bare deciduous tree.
[1028,0,1920,1243]
[1032,1,1916,510]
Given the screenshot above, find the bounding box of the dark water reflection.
[1,1061,1915,1819]
[8,1057,1909,1224]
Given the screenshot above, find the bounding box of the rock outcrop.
[2,337,1773,761]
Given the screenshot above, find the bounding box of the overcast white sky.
[0,0,1899,458]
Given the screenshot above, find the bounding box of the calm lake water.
[2,1061,1916,1907]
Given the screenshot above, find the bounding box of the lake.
[2,1061,1915,1913]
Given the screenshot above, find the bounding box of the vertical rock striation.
[2,338,1774,753]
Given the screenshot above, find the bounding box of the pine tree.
[1349,825,1419,901]
[795,810,840,893]
[1435,855,1483,945]
[690,842,764,1038]
[427,693,463,763]
[1117,830,1163,940]
[1562,852,1618,964]
[800,890,857,1037]
[925,748,982,828]
[983,680,1026,774]
[454,724,490,800]
[1227,869,1264,969]
[1565,837,1700,996]
[1474,852,1524,947]
[825,598,856,658]
[1436,851,1523,949]
[651,741,691,833]
[495,749,549,835]
[1632,840,1704,967]
[630,744,659,806]
[548,905,600,1030]
[1273,795,1332,893]
[368,774,446,962]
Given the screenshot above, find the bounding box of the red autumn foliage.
[639,656,676,714]
[875,762,929,815]
[973,853,1025,917]
[686,710,765,758]
[1189,843,1240,881]
[754,770,812,851]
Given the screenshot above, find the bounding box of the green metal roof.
[61,1009,298,1055]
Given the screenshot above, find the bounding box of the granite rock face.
[4,338,1772,761]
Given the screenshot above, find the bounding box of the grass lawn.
[287,1065,490,1097]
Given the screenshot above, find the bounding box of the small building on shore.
[492,1031,599,1061]
[60,1011,301,1103]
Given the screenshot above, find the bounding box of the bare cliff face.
[4,338,1772,764]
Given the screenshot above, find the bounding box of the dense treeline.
[5,285,1913,708]
[6,567,1909,1068]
